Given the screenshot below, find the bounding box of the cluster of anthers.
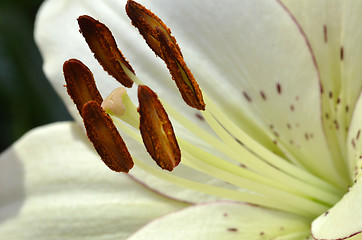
[63,0,347,219]
[63,0,204,173]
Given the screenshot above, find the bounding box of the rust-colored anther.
[63,59,103,114]
[157,28,205,110]
[126,0,178,59]
[126,0,205,110]
[78,15,134,87]
[82,101,134,173]
[138,85,181,171]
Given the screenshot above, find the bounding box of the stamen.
[126,0,205,110]
[82,101,134,172]
[125,0,174,58]
[138,85,181,171]
[78,15,134,87]
[157,28,205,110]
[63,59,103,114]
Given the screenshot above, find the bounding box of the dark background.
[0,0,71,152]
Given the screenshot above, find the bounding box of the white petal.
[0,122,187,239]
[127,201,310,240]
[311,179,362,240]
[280,0,362,184]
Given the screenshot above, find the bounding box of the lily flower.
[1,0,361,239]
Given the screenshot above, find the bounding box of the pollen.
[63,59,103,114]
[78,15,134,87]
[82,101,134,172]
[138,85,181,171]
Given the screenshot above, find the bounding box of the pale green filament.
[203,94,345,193]
[112,62,344,218]
[111,116,330,217]
[133,157,315,218]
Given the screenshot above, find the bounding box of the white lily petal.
[127,201,310,240]
[280,0,362,184]
[281,0,362,127]
[311,179,362,240]
[0,122,187,239]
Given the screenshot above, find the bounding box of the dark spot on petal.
[259,232,265,236]
[352,139,356,148]
[340,46,344,60]
[323,24,328,43]
[287,123,291,129]
[334,120,339,129]
[337,98,341,104]
[289,140,294,145]
[325,113,330,119]
[195,113,204,121]
[295,96,299,101]
[357,130,361,140]
[223,213,228,217]
[227,228,238,232]
[242,91,252,102]
[260,91,267,100]
[324,211,329,216]
[346,105,350,113]
[290,105,295,111]
[329,91,333,99]
[276,83,282,94]
[305,133,309,141]
[239,163,247,168]
[235,138,244,146]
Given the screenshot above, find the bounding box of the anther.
[126,0,205,110]
[82,101,134,173]
[78,15,134,87]
[157,28,205,110]
[126,0,176,58]
[63,59,103,114]
[138,85,181,171]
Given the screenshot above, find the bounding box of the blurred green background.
[0,0,71,152]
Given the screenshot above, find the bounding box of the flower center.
[63,0,350,220]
